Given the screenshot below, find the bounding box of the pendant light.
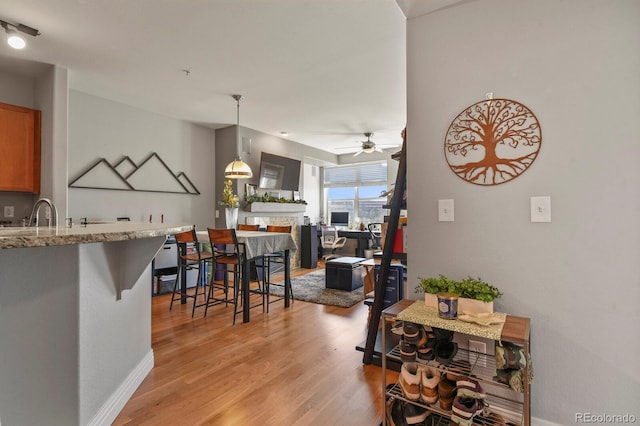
[224,94,253,179]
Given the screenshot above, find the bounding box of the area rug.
[269,270,364,308]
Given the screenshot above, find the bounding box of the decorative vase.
[424,293,493,314]
[225,207,238,229]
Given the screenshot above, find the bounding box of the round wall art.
[444,98,541,186]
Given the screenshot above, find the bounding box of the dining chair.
[170,227,214,317]
[262,225,294,311]
[205,228,266,323]
[237,224,260,231]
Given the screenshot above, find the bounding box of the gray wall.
[68,90,216,229]
[406,0,639,423]
[214,125,336,227]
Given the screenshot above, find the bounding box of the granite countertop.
[0,222,192,249]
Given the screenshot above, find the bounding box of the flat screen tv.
[258,152,301,191]
[330,211,349,227]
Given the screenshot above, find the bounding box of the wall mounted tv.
[258,152,301,191]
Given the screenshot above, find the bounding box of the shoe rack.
[381,300,531,426]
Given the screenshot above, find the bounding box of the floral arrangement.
[219,179,239,208]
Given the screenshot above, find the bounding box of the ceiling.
[0,0,463,155]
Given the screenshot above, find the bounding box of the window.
[324,162,388,226]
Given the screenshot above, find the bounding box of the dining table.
[196,229,297,323]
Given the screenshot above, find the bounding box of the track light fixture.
[1,19,40,50]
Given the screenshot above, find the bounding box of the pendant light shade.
[225,158,253,178]
[225,94,253,179]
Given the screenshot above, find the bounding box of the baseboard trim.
[88,349,154,426]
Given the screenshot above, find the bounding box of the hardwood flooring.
[113,265,398,426]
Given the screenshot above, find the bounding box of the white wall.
[406,1,640,423]
[68,91,216,229]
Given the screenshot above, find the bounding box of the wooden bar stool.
[262,225,293,311]
[169,227,214,317]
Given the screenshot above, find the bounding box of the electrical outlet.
[468,340,487,367]
[215,210,219,218]
[3,206,14,218]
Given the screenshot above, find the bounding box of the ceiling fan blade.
[353,150,364,157]
[375,146,383,153]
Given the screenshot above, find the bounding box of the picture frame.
[293,190,301,201]
[245,183,257,197]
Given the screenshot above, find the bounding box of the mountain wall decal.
[69,152,200,195]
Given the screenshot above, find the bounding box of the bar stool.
[205,228,266,323]
[169,227,214,317]
[263,225,293,311]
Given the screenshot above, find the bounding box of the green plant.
[244,193,307,205]
[415,275,502,303]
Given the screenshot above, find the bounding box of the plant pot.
[225,207,238,229]
[424,293,493,314]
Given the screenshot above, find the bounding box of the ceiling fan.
[338,132,399,156]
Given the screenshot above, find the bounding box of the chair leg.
[169,264,182,310]
[232,267,241,325]
[191,264,203,318]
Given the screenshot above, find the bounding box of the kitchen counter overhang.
[0,221,191,425]
[0,221,191,249]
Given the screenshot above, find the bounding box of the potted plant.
[415,275,502,314]
[219,179,239,228]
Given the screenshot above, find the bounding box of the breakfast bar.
[0,222,191,426]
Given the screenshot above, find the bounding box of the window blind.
[323,162,387,185]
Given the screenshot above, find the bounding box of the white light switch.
[438,199,454,222]
[530,196,551,222]
[215,210,220,219]
[4,206,14,218]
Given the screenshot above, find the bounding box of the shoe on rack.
[399,362,421,401]
[456,376,486,399]
[438,377,457,399]
[403,322,422,344]
[404,402,429,425]
[416,346,435,364]
[391,321,405,336]
[400,340,417,363]
[439,394,455,411]
[387,397,408,426]
[432,327,454,342]
[419,365,440,404]
[450,396,486,426]
[435,341,458,366]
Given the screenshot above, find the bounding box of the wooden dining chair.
[205,228,266,323]
[237,224,260,231]
[170,227,214,317]
[262,225,294,311]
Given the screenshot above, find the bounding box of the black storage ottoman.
[325,257,366,291]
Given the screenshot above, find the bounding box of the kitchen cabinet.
[0,102,41,193]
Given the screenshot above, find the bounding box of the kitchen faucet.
[28,198,59,227]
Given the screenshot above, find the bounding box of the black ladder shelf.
[362,130,407,365]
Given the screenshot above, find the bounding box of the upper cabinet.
[0,102,41,193]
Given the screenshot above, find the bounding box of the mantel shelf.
[245,202,307,213]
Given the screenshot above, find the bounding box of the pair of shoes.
[404,402,429,425]
[450,396,486,426]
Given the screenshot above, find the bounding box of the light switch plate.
[530,196,551,222]
[4,206,14,218]
[438,199,454,222]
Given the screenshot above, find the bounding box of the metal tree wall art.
[444,98,542,185]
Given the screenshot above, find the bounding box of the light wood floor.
[113,264,398,426]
